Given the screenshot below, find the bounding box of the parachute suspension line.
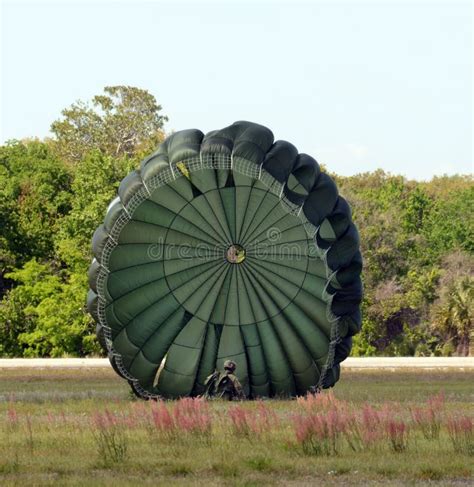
[170,161,177,180]
[142,179,152,196]
[107,234,118,246]
[230,152,234,170]
[104,335,112,349]
[258,162,263,180]
[123,205,131,218]
[327,269,339,285]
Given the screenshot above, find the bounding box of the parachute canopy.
[87,121,363,399]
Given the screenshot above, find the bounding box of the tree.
[55,151,135,272]
[0,140,72,295]
[50,86,167,163]
[429,251,474,356]
[340,171,473,357]
[0,259,62,356]
[0,259,99,357]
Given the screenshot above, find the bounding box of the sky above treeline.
[1,0,472,180]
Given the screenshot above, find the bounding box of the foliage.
[0,140,72,292]
[0,260,60,357]
[429,252,474,356]
[50,85,167,164]
[55,151,135,272]
[0,86,472,357]
[0,260,98,357]
[339,170,473,357]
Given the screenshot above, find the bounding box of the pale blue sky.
[1,0,472,179]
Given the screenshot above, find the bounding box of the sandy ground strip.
[0,357,472,369]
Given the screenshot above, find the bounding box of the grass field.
[0,367,472,486]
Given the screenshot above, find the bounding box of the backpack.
[203,370,220,398]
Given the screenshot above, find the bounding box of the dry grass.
[0,367,472,486]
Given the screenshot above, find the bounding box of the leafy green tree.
[55,151,135,272]
[18,272,99,357]
[402,186,432,234]
[0,141,72,294]
[0,260,61,356]
[0,150,131,357]
[422,186,474,257]
[0,259,99,357]
[0,87,170,357]
[341,172,473,357]
[429,251,473,356]
[50,86,167,163]
[339,171,412,287]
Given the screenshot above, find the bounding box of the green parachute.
[87,121,363,399]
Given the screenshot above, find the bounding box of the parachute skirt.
[87,121,363,399]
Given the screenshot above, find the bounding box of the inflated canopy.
[87,121,363,399]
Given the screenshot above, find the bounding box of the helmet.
[223,360,236,372]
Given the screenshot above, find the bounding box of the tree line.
[0,86,472,357]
